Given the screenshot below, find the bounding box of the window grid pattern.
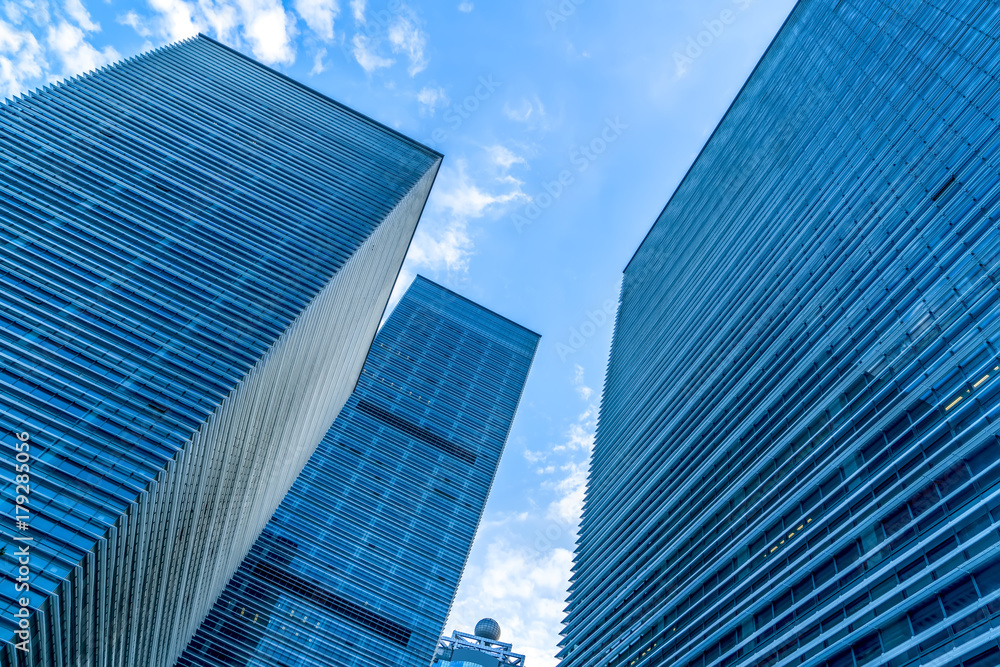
[561,1,1000,667]
[0,35,440,666]
[175,276,539,667]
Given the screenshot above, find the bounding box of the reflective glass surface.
[561,2,1000,666]
[177,276,539,666]
[0,34,439,665]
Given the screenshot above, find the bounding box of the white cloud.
[294,0,337,41]
[406,213,474,276]
[137,0,296,65]
[503,95,551,131]
[457,1,472,11]
[351,32,392,72]
[561,408,596,452]
[3,3,25,24]
[239,0,296,64]
[64,0,97,31]
[310,46,325,74]
[391,159,526,306]
[0,19,45,98]
[434,158,525,219]
[547,458,588,523]
[488,144,526,170]
[573,364,592,401]
[146,0,199,41]
[449,541,573,667]
[12,0,50,26]
[117,10,151,37]
[349,0,363,23]
[46,21,118,75]
[524,449,546,464]
[387,15,426,76]
[544,368,596,524]
[0,0,129,97]
[416,84,447,116]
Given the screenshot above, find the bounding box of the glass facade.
[560,2,1000,667]
[176,276,539,666]
[0,35,440,666]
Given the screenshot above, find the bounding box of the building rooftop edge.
[195,33,444,161]
[413,274,543,341]
[621,0,804,276]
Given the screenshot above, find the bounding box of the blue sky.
[0,0,798,663]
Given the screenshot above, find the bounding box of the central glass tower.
[561,2,1000,667]
[176,276,539,666]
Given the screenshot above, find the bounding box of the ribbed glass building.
[0,36,440,665]
[176,276,539,666]
[561,2,1000,667]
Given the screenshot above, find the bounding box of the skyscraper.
[176,276,539,666]
[561,2,1000,667]
[0,36,440,665]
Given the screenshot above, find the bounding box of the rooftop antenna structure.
[432,618,527,666]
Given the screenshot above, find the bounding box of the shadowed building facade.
[176,276,539,666]
[0,36,440,665]
[560,2,1000,667]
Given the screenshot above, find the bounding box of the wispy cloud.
[504,95,544,123]
[351,32,392,72]
[0,20,46,98]
[488,144,526,169]
[417,84,447,116]
[310,45,326,74]
[433,158,526,219]
[503,94,554,132]
[117,10,152,37]
[457,1,472,12]
[449,540,572,667]
[64,0,97,31]
[387,15,426,76]
[144,0,199,41]
[406,159,519,271]
[46,21,119,75]
[349,0,363,23]
[392,156,526,306]
[546,365,595,525]
[293,0,337,41]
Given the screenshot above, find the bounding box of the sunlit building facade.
[560,2,1000,667]
[176,276,539,666]
[0,36,440,665]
